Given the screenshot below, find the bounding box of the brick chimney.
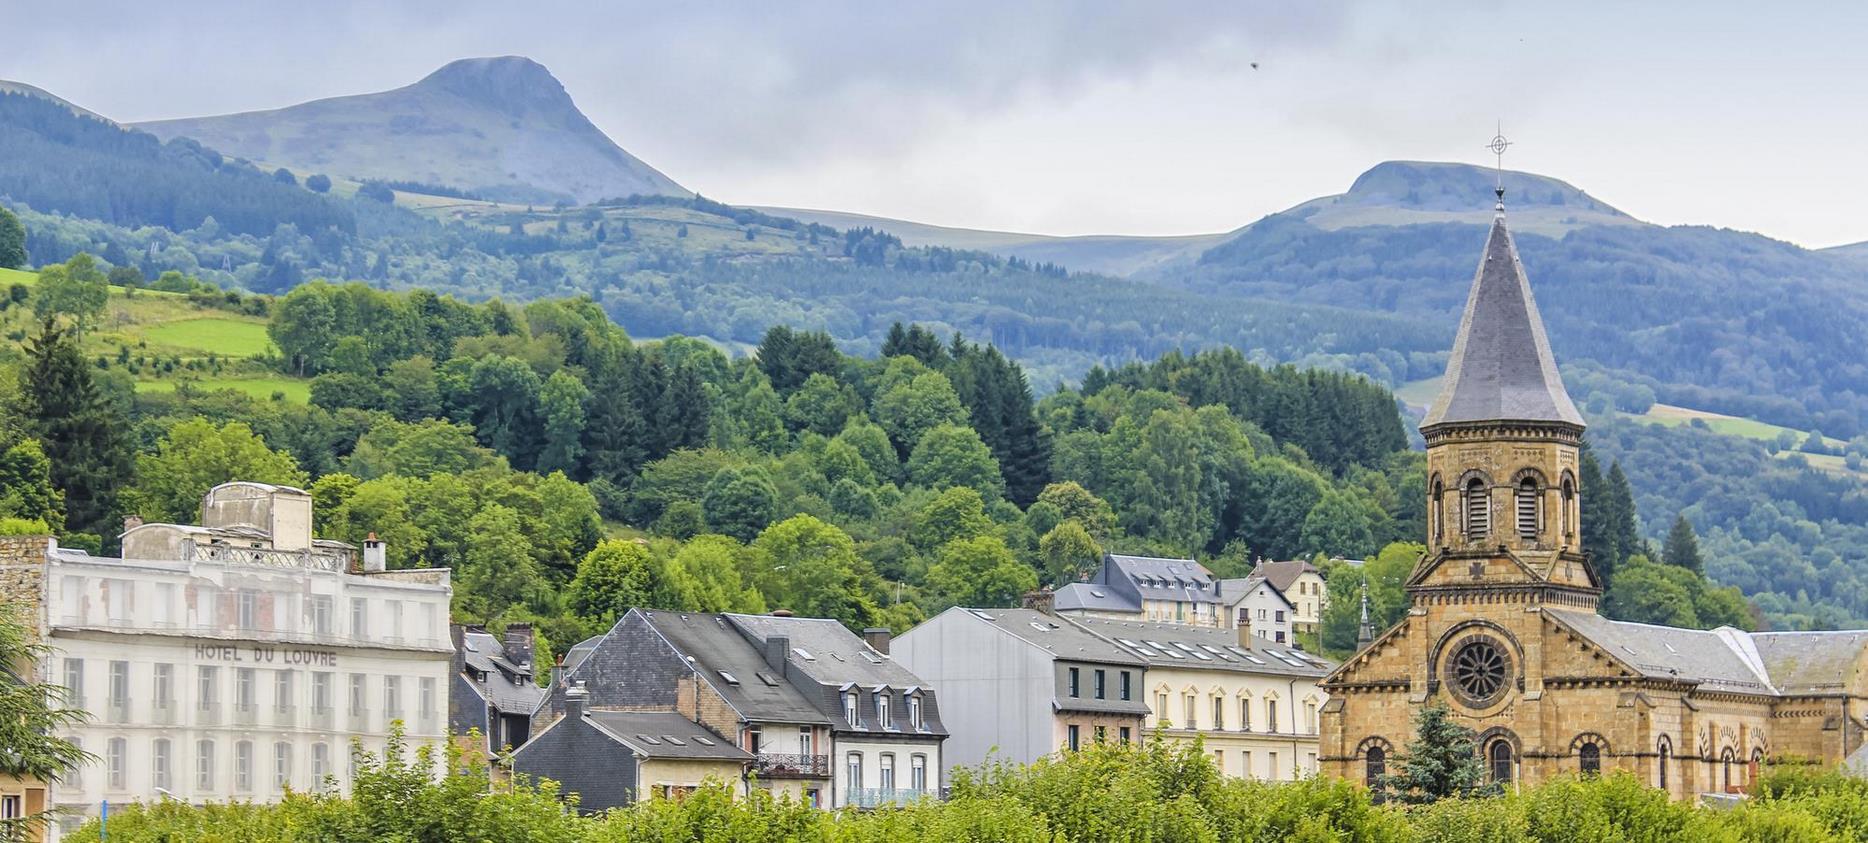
[1021,585,1056,615]
[122,514,144,533]
[862,627,892,655]
[1237,614,1255,648]
[503,623,535,670]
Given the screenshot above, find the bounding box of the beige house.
[1250,561,1328,637]
[1070,617,1332,780]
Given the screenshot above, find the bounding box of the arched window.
[1560,474,1576,542]
[1516,477,1539,540]
[1721,748,1735,792]
[1465,478,1490,540]
[1431,477,1444,544]
[1488,739,1513,784]
[1578,742,1600,776]
[1365,746,1385,785]
[1657,737,1671,790]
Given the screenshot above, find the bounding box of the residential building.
[1322,189,1868,799]
[1,645,48,842]
[511,687,750,812]
[0,482,451,839]
[1052,553,1225,628]
[1070,617,1332,779]
[552,609,835,807]
[894,608,1150,781]
[721,615,946,808]
[449,623,547,758]
[1250,560,1328,636]
[1215,575,1295,644]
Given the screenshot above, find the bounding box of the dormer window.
[1465,478,1489,539]
[908,693,923,731]
[843,691,859,727]
[876,691,891,730]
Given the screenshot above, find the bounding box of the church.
[1318,183,1868,799]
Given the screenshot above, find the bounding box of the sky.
[7,1,1868,247]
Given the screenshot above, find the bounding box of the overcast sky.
[8,2,1867,246]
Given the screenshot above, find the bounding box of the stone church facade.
[1319,196,1868,799]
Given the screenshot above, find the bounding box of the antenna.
[1485,122,1512,208]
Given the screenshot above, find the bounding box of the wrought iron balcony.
[752,753,830,779]
[847,787,935,809]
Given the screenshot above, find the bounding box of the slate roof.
[1053,581,1141,613]
[724,613,949,738]
[459,630,547,715]
[1750,631,1868,695]
[964,608,1147,666]
[1250,561,1318,595]
[1068,617,1333,677]
[1103,554,1223,607]
[1216,575,1293,610]
[1546,611,1776,696]
[585,711,755,761]
[1421,212,1585,429]
[640,611,832,726]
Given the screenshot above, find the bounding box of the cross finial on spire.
[1486,122,1512,211]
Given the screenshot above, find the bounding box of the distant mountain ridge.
[134,56,688,204]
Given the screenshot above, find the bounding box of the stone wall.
[0,535,50,647]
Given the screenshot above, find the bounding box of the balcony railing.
[753,753,830,779]
[848,788,936,809]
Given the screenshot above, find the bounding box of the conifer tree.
[0,205,25,269]
[1602,461,1640,583]
[1662,515,1703,574]
[1578,447,1615,579]
[1377,701,1497,804]
[19,319,131,540]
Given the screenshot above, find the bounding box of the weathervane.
[1486,122,1512,207]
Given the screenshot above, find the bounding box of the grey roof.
[585,711,754,761]
[1216,576,1292,610]
[964,608,1147,666]
[724,614,926,689]
[640,611,832,726]
[1751,631,1868,695]
[1421,212,1585,429]
[1053,581,1141,613]
[459,630,547,715]
[1068,617,1332,677]
[1103,554,1223,606]
[1547,611,1775,695]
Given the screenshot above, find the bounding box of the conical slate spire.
[1421,210,1584,430]
[1356,582,1376,649]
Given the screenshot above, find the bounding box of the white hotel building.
[2,482,452,838]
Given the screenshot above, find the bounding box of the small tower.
[1412,146,1598,610]
[1355,581,1376,650]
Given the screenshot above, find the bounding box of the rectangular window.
[1243,751,1254,778]
[196,738,216,791]
[155,582,175,627]
[910,754,927,791]
[1241,698,1252,731]
[879,753,895,790]
[1183,695,1196,729]
[1270,751,1279,779]
[383,676,401,718]
[1093,669,1106,699]
[1120,671,1132,701]
[273,742,292,791]
[236,667,257,712]
[107,737,126,790]
[349,674,367,715]
[152,738,172,791]
[1306,702,1319,734]
[907,694,922,731]
[386,600,404,641]
[1119,726,1132,744]
[154,663,174,710]
[846,752,863,792]
[63,658,83,706]
[0,795,18,822]
[1212,696,1225,731]
[1067,724,1081,751]
[105,578,132,625]
[108,660,130,708]
[1067,667,1080,698]
[312,743,331,792]
[275,670,294,712]
[419,677,436,720]
[798,726,813,756]
[351,598,368,639]
[1155,692,1169,724]
[313,672,333,713]
[876,692,891,730]
[1094,725,1107,743]
[198,666,219,712]
[1267,701,1279,734]
[237,590,257,629]
[310,596,332,635]
[843,692,858,727]
[235,741,254,792]
[1275,609,1285,623]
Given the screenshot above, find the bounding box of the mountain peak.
[414,56,574,117]
[1343,161,1626,218]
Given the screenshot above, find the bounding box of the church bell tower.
[1412,186,1599,609]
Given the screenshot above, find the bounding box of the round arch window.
[1445,635,1512,707]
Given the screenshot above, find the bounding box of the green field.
[1637,403,1844,448]
[0,266,34,286]
[1393,376,1442,410]
[140,318,276,358]
[134,377,310,403]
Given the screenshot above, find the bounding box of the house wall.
[635,758,748,800]
[893,612,1056,778]
[509,715,639,814]
[831,737,942,807]
[1142,665,1323,781]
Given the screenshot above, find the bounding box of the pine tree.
[1604,461,1641,577]
[1578,446,1615,579]
[658,362,711,453]
[20,320,131,539]
[581,350,649,486]
[1377,701,1497,804]
[1662,515,1703,574]
[0,205,26,269]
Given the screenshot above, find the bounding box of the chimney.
[1021,585,1056,615]
[122,514,144,533]
[449,623,467,674]
[1237,614,1254,648]
[362,532,386,573]
[770,609,794,617]
[565,682,589,721]
[550,654,565,692]
[503,623,535,669]
[863,627,892,655]
[763,635,790,675]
